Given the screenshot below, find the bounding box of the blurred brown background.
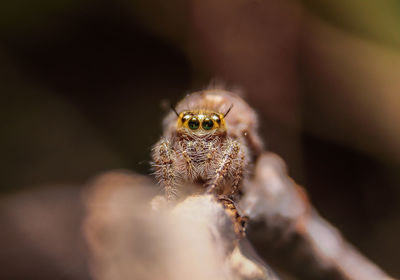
[1,0,399,279]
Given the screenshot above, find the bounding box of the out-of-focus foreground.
[1,0,400,279]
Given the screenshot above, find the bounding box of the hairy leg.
[205,139,243,196]
[152,138,178,201]
[178,141,195,181]
[230,152,245,197]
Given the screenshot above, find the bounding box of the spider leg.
[152,138,178,201]
[206,139,242,195]
[230,152,245,198]
[178,141,195,180]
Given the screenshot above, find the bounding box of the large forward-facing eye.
[202,118,214,130]
[188,117,200,130]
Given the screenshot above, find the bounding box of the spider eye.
[202,118,214,130]
[188,118,200,130]
[182,114,191,122]
[212,114,221,124]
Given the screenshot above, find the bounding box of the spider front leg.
[152,138,178,201]
[205,139,243,197]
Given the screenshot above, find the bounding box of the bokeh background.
[1,0,400,279]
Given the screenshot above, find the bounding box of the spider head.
[177,110,226,133]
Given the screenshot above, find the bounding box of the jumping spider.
[152,89,263,202]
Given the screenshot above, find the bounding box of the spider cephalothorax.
[177,110,227,133]
[152,89,263,201]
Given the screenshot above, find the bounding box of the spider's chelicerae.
[152,89,263,201]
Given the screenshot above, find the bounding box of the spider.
[152,89,263,201]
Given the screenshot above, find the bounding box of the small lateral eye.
[202,118,214,130]
[212,114,221,124]
[188,118,200,130]
[182,114,191,122]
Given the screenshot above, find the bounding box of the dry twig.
[83,171,279,280]
[83,153,397,280]
[241,152,396,280]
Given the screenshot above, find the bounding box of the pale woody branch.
[241,152,396,280]
[83,172,279,280]
[83,153,397,280]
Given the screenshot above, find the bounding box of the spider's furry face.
[152,89,264,201]
[176,110,226,136]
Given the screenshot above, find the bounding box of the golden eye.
[202,118,214,130]
[188,118,200,130]
[211,114,221,124]
[182,114,191,123]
